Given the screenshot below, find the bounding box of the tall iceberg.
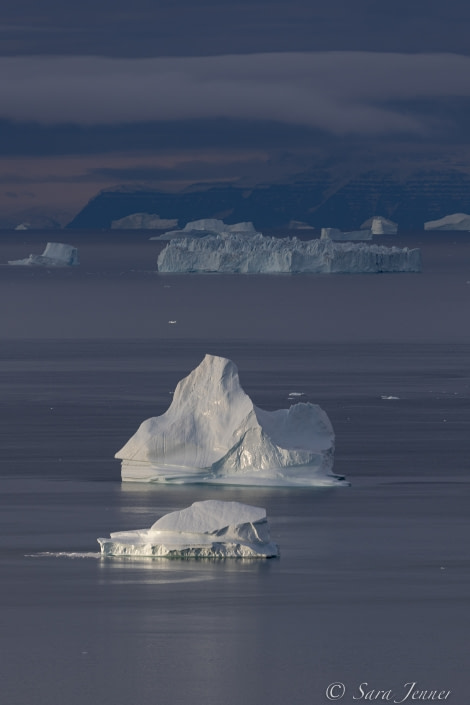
[157,233,421,274]
[8,242,79,267]
[98,500,280,558]
[360,216,398,235]
[116,354,343,486]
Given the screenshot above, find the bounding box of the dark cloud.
[2,0,470,57]
[2,52,470,138]
[0,118,322,157]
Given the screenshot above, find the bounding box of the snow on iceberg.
[157,233,421,274]
[360,216,398,235]
[424,213,470,231]
[152,218,259,240]
[98,500,280,558]
[116,354,344,487]
[8,242,79,267]
[111,213,179,229]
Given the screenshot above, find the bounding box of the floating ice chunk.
[153,218,259,240]
[381,395,400,400]
[157,233,421,274]
[360,216,398,235]
[288,220,315,230]
[111,213,179,229]
[8,242,79,267]
[98,500,280,558]
[424,213,470,231]
[116,354,344,486]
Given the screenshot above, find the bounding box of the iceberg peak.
[116,354,343,486]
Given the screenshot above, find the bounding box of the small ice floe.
[26,552,101,559]
[98,500,280,558]
[380,395,400,400]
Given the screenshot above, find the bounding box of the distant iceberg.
[424,213,470,231]
[288,220,315,230]
[157,233,421,274]
[111,213,179,229]
[152,218,259,240]
[360,216,398,235]
[321,227,372,241]
[116,354,343,487]
[98,500,280,558]
[8,242,79,267]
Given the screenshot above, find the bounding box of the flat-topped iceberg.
[116,354,343,486]
[111,213,178,229]
[8,242,79,267]
[424,213,470,231]
[152,218,259,241]
[98,500,280,558]
[157,233,421,273]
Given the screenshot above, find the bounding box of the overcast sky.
[2,0,470,224]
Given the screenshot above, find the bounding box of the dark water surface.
[0,233,469,704]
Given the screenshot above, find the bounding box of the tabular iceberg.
[98,500,280,558]
[111,213,179,229]
[424,213,470,231]
[8,242,79,267]
[116,354,344,486]
[152,218,259,240]
[157,233,421,273]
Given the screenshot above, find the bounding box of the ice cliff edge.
[98,500,279,558]
[157,234,421,274]
[115,354,344,486]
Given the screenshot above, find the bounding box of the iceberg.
[320,227,372,241]
[360,216,398,235]
[424,213,470,231]
[8,242,79,267]
[152,218,259,240]
[288,220,315,230]
[116,354,343,486]
[111,213,179,229]
[157,233,421,274]
[98,500,280,558]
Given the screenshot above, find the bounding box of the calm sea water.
[0,232,469,705]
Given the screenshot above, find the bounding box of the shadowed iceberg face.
[98,500,280,558]
[115,354,345,486]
